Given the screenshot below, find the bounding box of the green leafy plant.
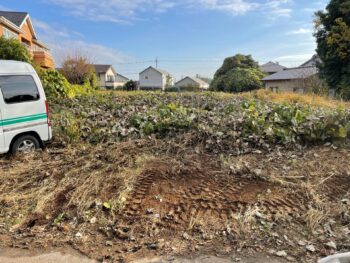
[0,36,32,63]
[37,69,71,98]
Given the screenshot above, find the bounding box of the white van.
[0,60,52,154]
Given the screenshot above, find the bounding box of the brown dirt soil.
[0,142,349,262]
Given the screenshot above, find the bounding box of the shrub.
[164,86,181,93]
[123,80,138,91]
[37,69,71,99]
[0,36,32,63]
[37,68,96,99]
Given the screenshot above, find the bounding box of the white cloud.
[47,0,176,24]
[46,0,292,23]
[264,0,292,18]
[193,0,259,15]
[33,19,129,67]
[286,27,313,35]
[49,40,129,66]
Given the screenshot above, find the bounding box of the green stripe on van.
[0,113,47,127]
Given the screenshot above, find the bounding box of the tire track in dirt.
[121,158,307,230]
[321,174,350,200]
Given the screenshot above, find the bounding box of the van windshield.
[0,75,40,104]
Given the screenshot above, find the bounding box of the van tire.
[11,135,40,154]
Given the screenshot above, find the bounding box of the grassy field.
[0,90,349,262]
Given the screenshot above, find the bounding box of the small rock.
[75,232,83,238]
[276,251,287,257]
[146,208,154,214]
[105,241,113,246]
[254,169,262,176]
[183,232,190,240]
[255,211,264,219]
[90,217,97,224]
[298,240,306,246]
[306,245,316,252]
[326,241,337,250]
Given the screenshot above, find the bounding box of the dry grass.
[243,89,349,109]
[0,142,159,227]
[98,89,347,109]
[230,206,260,243]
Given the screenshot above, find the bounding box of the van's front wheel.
[11,135,40,154]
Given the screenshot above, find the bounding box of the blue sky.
[1,0,328,80]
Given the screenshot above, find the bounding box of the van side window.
[0,75,40,104]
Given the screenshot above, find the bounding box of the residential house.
[0,11,54,69]
[139,66,173,90]
[115,73,129,87]
[262,58,319,94]
[260,61,286,75]
[93,64,128,89]
[299,54,320,67]
[175,76,209,89]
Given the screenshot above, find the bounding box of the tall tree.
[314,0,350,98]
[0,36,32,63]
[210,54,265,93]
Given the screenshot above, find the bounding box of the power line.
[114,58,309,65]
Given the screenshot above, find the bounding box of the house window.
[145,76,148,80]
[3,27,17,39]
[107,75,114,82]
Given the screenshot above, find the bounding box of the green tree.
[210,54,265,93]
[0,36,32,63]
[314,0,350,98]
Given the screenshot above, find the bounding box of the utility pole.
[155,57,158,68]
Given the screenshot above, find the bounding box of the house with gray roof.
[299,55,320,67]
[0,10,54,68]
[93,64,129,89]
[260,61,286,75]
[139,66,173,90]
[262,57,319,94]
[175,76,209,90]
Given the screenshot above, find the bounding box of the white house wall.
[97,68,118,89]
[98,73,106,88]
[139,68,164,89]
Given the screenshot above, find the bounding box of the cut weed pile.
[0,91,350,262]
